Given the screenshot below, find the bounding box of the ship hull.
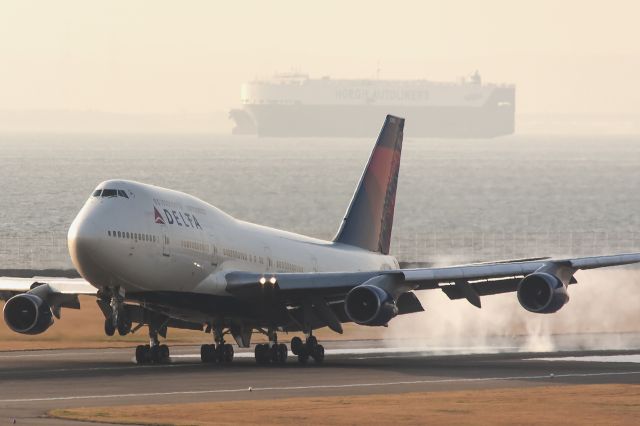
[236,104,512,138]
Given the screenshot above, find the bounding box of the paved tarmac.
[1,340,639,425]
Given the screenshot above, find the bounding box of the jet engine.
[344,284,398,326]
[3,293,54,335]
[517,272,569,314]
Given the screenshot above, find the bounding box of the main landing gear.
[201,325,234,364]
[254,328,287,365]
[290,335,325,364]
[254,342,288,365]
[135,326,170,364]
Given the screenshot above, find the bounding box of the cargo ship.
[229,72,515,138]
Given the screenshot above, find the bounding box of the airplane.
[2,115,640,365]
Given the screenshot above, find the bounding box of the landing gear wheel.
[201,344,215,363]
[312,344,325,364]
[117,317,132,336]
[143,344,151,363]
[104,318,115,336]
[254,343,269,365]
[148,345,160,363]
[269,344,280,363]
[215,344,225,363]
[291,337,303,355]
[297,352,309,364]
[306,335,318,349]
[277,343,288,364]
[135,345,146,364]
[159,344,170,362]
[223,344,234,362]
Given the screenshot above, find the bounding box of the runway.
[1,341,640,425]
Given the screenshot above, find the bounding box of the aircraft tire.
[201,344,214,363]
[223,344,234,362]
[269,345,280,363]
[104,318,115,336]
[306,335,318,349]
[148,345,160,364]
[290,337,303,355]
[297,352,309,364]
[312,344,325,364]
[135,345,146,364]
[277,343,288,364]
[117,317,132,336]
[159,344,170,362]
[255,343,269,364]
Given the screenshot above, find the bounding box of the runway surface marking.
[2,370,639,404]
[531,354,640,363]
[0,363,195,375]
[0,350,126,359]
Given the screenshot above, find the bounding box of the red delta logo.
[154,207,166,224]
[152,205,202,229]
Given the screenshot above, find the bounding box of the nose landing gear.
[102,287,132,337]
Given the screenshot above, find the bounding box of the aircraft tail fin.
[333,115,404,255]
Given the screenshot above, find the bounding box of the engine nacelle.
[517,272,569,314]
[3,293,54,335]
[344,284,398,326]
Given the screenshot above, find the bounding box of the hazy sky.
[1,0,639,115]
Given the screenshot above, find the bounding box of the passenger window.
[102,189,117,197]
[126,232,130,238]
[108,231,111,236]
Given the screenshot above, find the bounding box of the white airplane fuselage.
[68,179,399,297]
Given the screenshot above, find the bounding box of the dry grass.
[49,384,640,426]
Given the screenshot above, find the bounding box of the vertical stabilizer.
[333,115,404,254]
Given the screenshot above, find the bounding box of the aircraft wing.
[0,277,96,302]
[225,252,640,303]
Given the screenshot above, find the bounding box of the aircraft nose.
[68,211,103,283]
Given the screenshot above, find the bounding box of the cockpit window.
[92,188,130,199]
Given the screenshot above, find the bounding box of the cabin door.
[161,225,170,257]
